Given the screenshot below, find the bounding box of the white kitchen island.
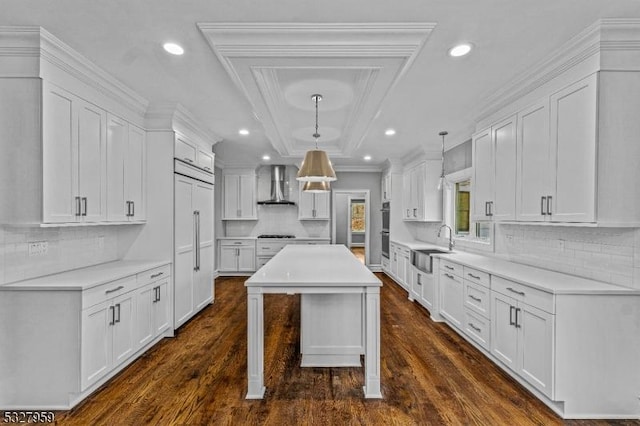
[244,244,383,399]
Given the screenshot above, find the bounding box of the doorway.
[332,190,370,265]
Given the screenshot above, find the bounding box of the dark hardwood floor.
[54,274,639,425]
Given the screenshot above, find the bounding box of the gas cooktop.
[257,234,296,239]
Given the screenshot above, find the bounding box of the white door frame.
[331,189,370,266]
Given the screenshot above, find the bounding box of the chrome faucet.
[438,224,455,251]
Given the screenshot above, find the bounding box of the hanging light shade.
[297,94,337,183]
[437,130,451,190]
[302,180,331,192]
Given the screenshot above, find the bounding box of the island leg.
[246,287,266,399]
[363,286,382,398]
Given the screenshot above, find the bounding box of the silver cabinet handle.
[488,201,494,217]
[546,196,552,216]
[509,305,515,326]
[75,196,82,216]
[515,307,521,328]
[469,295,482,303]
[413,208,417,217]
[157,286,161,302]
[406,209,410,217]
[506,287,525,296]
[233,242,242,245]
[485,201,490,217]
[444,265,454,270]
[467,273,480,280]
[417,274,422,286]
[126,201,131,217]
[195,211,200,271]
[115,303,121,323]
[105,285,124,294]
[468,323,482,333]
[109,306,115,326]
[193,211,198,271]
[184,158,193,163]
[150,272,163,279]
[541,196,547,216]
[81,197,87,216]
[131,201,135,217]
[444,273,454,280]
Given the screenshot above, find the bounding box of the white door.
[194,182,214,310]
[517,101,550,222]
[77,100,107,222]
[518,303,554,398]
[111,292,135,367]
[490,292,518,370]
[106,114,128,221]
[135,284,154,349]
[154,279,172,336]
[42,83,78,223]
[126,124,146,220]
[440,271,464,329]
[549,74,598,222]
[174,175,195,327]
[81,301,111,390]
[492,115,517,221]
[471,128,493,221]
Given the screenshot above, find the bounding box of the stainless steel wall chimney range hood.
[257,165,295,205]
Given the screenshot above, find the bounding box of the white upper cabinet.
[402,161,442,222]
[471,128,493,221]
[298,188,330,220]
[222,169,257,220]
[43,83,107,224]
[381,172,392,202]
[548,74,598,223]
[107,114,146,222]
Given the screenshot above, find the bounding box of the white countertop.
[0,260,170,291]
[391,238,450,251]
[219,236,330,241]
[246,244,381,287]
[434,251,640,295]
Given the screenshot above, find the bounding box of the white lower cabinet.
[411,266,434,312]
[218,239,256,273]
[136,277,171,350]
[439,268,464,329]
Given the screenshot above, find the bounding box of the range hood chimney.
[257,165,296,205]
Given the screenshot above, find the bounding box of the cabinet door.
[174,175,195,326]
[472,128,493,221]
[413,166,424,220]
[106,114,128,221]
[419,271,434,311]
[237,247,256,272]
[111,292,135,367]
[518,303,554,398]
[549,74,598,222]
[517,101,551,222]
[298,189,315,219]
[197,149,214,173]
[175,135,196,164]
[126,124,146,221]
[77,100,107,222]
[313,192,331,219]
[490,292,518,370]
[81,302,111,390]
[223,175,240,219]
[492,115,517,221]
[239,174,256,219]
[219,246,239,271]
[440,271,464,329]
[154,279,171,336]
[135,284,154,349]
[402,171,411,220]
[42,83,79,223]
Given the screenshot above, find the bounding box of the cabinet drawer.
[220,239,255,248]
[197,150,214,173]
[440,259,463,277]
[398,246,411,257]
[492,276,554,314]
[463,266,490,288]
[256,256,271,269]
[464,280,491,318]
[83,276,136,309]
[137,264,171,286]
[256,241,289,256]
[464,309,491,351]
[440,269,463,286]
[175,137,196,164]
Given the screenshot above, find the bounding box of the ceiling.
[2,0,639,170]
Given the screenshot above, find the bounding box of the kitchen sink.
[411,248,452,273]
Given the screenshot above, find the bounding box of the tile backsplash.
[411,222,640,290]
[0,225,118,285]
[224,205,330,238]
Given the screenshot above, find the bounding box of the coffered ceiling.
[2,0,640,169]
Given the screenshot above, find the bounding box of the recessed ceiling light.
[238,129,250,136]
[363,155,372,161]
[262,155,271,161]
[163,42,184,55]
[385,129,396,136]
[448,43,473,57]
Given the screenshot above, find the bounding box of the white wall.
[334,193,350,246]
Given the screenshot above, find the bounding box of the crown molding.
[334,164,383,173]
[475,18,640,124]
[145,102,222,146]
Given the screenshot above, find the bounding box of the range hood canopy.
[257,165,296,205]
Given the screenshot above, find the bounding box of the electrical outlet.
[28,241,48,256]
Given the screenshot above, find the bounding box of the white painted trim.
[331,189,371,266]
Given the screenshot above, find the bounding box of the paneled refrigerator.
[174,160,214,329]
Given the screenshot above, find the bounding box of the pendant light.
[302,181,331,193]
[437,131,450,190]
[297,94,337,185]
